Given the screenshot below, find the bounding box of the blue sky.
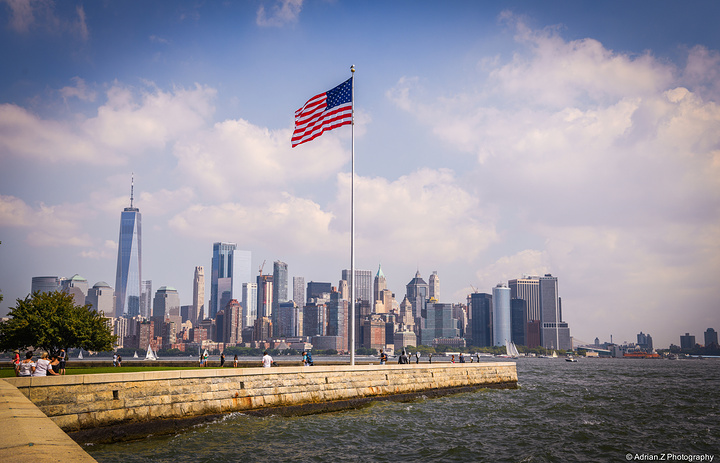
[1,0,719,349]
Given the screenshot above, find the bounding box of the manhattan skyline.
[0,1,719,349]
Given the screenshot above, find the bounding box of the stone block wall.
[5,362,517,433]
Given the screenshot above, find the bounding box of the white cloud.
[0,195,93,247]
[2,0,89,39]
[0,82,217,165]
[388,12,720,346]
[256,0,303,27]
[60,77,96,102]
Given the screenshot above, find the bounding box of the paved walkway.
[0,379,97,463]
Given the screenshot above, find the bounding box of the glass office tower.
[114,179,142,318]
[210,242,236,319]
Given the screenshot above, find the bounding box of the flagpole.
[349,64,356,367]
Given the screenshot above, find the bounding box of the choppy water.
[86,358,720,463]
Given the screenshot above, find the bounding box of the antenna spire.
[130,173,134,208]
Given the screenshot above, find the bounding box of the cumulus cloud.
[388,12,720,345]
[0,81,217,165]
[59,77,96,103]
[256,0,303,27]
[0,195,93,247]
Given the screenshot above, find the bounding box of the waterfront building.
[303,299,327,338]
[223,299,242,345]
[338,279,349,300]
[31,276,60,294]
[637,332,654,351]
[470,292,493,347]
[508,277,540,322]
[492,284,511,347]
[114,179,142,318]
[341,269,372,304]
[510,298,527,347]
[86,281,115,315]
[192,266,205,325]
[153,286,181,330]
[394,330,417,352]
[61,274,88,306]
[420,302,459,346]
[210,242,236,319]
[429,271,440,301]
[293,276,305,305]
[362,314,386,350]
[307,281,332,300]
[256,274,273,319]
[276,300,301,338]
[140,280,152,319]
[327,289,348,347]
[241,282,258,329]
[373,265,388,313]
[406,270,429,320]
[272,261,288,328]
[398,296,414,330]
[234,249,252,293]
[253,316,273,342]
[704,328,718,347]
[539,274,571,350]
[680,333,696,349]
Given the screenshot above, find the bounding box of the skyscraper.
[140,280,152,318]
[341,269,372,304]
[241,282,258,329]
[272,261,288,327]
[193,266,205,325]
[406,270,429,320]
[538,274,571,350]
[86,281,114,315]
[115,178,142,318]
[470,292,493,347]
[153,286,181,329]
[508,277,540,321]
[373,265,387,312]
[256,274,273,320]
[210,242,236,319]
[420,302,459,346]
[492,284,511,347]
[705,328,718,347]
[429,271,440,301]
[293,276,305,305]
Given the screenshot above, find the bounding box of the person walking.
[415,351,420,364]
[113,353,117,367]
[233,355,238,368]
[428,353,433,364]
[459,352,465,363]
[379,349,388,365]
[262,351,273,368]
[451,354,455,364]
[220,353,225,367]
[117,355,122,367]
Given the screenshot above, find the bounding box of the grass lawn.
[0,365,205,378]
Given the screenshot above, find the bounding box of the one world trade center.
[115,177,142,318]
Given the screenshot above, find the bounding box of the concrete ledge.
[0,379,97,462]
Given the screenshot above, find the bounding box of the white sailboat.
[133,351,138,358]
[551,350,558,358]
[505,339,520,358]
[78,350,84,359]
[145,344,157,361]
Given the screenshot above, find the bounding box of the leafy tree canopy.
[0,291,116,357]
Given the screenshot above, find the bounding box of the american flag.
[292,77,352,147]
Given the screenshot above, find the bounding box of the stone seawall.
[4,362,517,443]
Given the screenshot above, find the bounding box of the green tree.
[0,291,116,356]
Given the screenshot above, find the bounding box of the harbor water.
[86,358,720,462]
